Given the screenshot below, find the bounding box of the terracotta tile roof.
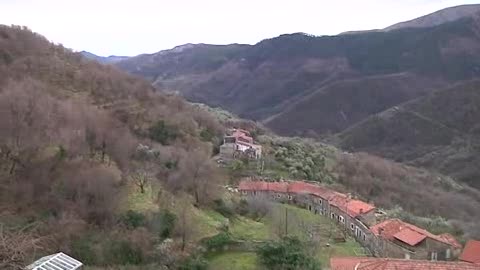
[370,219,458,247]
[330,257,480,270]
[393,227,427,246]
[438,233,462,249]
[268,182,289,193]
[329,194,376,218]
[460,240,480,264]
[287,181,338,199]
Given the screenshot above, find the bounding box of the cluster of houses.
[238,179,480,269]
[219,129,262,160]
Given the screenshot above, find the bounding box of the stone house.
[238,180,463,261]
[220,129,262,160]
[370,219,462,261]
[238,180,376,251]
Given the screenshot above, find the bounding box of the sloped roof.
[26,252,82,270]
[460,240,480,264]
[370,219,458,247]
[393,227,427,246]
[329,194,376,218]
[330,257,480,270]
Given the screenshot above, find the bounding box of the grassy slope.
[209,203,364,269]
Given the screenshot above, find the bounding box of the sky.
[1,0,479,56]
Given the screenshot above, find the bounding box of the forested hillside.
[338,79,480,189]
[0,25,227,269]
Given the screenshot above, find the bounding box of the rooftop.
[370,219,460,248]
[460,240,480,264]
[330,257,480,270]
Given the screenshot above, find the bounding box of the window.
[276,194,281,198]
[319,200,322,205]
[431,252,438,261]
[363,234,366,241]
[253,191,257,196]
[405,253,411,260]
[288,195,293,200]
[339,216,345,224]
[331,213,335,219]
[446,249,451,259]
[350,224,355,231]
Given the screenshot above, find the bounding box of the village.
[223,129,480,269]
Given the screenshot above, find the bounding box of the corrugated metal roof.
[27,252,82,270]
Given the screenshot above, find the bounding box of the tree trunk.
[9,159,16,175]
[101,140,106,163]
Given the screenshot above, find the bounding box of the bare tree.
[0,224,47,270]
[167,148,225,205]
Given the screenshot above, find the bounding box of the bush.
[202,232,234,251]
[178,255,208,270]
[256,236,321,270]
[104,239,143,265]
[150,210,176,239]
[234,199,249,216]
[71,236,97,265]
[213,199,234,218]
[149,120,179,145]
[120,210,147,229]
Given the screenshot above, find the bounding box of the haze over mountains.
[86,5,480,188]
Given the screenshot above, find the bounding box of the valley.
[2,2,480,270]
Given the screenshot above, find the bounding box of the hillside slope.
[0,25,228,269]
[117,13,480,136]
[338,79,480,188]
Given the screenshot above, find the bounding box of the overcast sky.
[1,0,479,56]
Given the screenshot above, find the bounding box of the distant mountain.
[386,4,480,31]
[338,80,480,189]
[117,13,480,133]
[80,50,129,64]
[340,4,480,35]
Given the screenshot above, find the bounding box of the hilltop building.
[219,129,262,160]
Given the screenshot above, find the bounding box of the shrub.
[256,236,321,270]
[104,239,143,265]
[149,120,179,145]
[150,210,176,239]
[202,232,234,251]
[213,199,234,218]
[178,255,208,270]
[120,210,147,229]
[71,236,97,265]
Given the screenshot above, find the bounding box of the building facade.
[220,129,262,160]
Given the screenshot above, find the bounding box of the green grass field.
[208,203,366,268]
[207,252,259,270]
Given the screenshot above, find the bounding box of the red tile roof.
[330,257,480,270]
[370,219,458,247]
[329,194,376,217]
[460,240,480,264]
[393,227,427,246]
